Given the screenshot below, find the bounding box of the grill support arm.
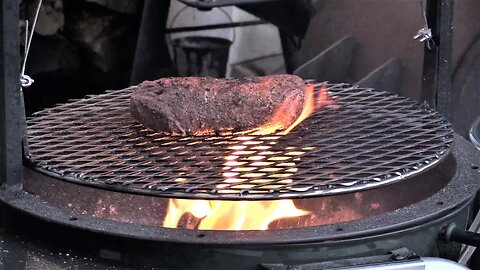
[0,0,22,186]
[421,0,454,117]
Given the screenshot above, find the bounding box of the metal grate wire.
[26,82,453,200]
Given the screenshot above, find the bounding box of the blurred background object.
[20,0,480,139]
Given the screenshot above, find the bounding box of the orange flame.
[163,83,335,230]
[164,199,309,230]
[280,84,316,135]
[254,83,332,135]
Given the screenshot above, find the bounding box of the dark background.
[20,0,480,137]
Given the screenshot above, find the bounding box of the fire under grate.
[26,82,453,200]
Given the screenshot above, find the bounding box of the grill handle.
[443,223,480,247]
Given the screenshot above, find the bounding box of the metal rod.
[421,0,454,117]
[178,0,279,9]
[445,223,480,249]
[450,228,480,248]
[435,0,454,117]
[165,20,267,34]
[458,209,480,265]
[0,0,22,186]
[21,0,43,78]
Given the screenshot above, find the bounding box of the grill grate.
[26,82,453,200]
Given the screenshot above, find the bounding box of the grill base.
[0,135,478,269]
[0,183,473,270]
[0,135,477,235]
[0,200,471,269]
[22,153,453,230]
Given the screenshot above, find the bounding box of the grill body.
[0,135,477,269]
[0,83,479,269]
[22,153,453,230]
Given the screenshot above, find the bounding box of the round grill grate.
[26,82,453,200]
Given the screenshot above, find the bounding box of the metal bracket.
[414,27,434,49]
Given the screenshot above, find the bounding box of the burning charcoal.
[129,75,306,135]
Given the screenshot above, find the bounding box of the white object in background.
[343,257,469,270]
[167,0,284,77]
[167,1,234,47]
[226,7,284,76]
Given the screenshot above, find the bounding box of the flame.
[183,83,333,136]
[163,83,335,230]
[164,199,309,230]
[253,83,332,135]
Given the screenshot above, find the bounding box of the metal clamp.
[414,0,435,50]
[414,27,433,43]
[20,74,34,88]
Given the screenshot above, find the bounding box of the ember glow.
[163,83,335,230]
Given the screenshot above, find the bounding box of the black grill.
[26,82,453,199]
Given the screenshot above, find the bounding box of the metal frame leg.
[130,0,174,84]
[0,0,22,186]
[421,0,454,117]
